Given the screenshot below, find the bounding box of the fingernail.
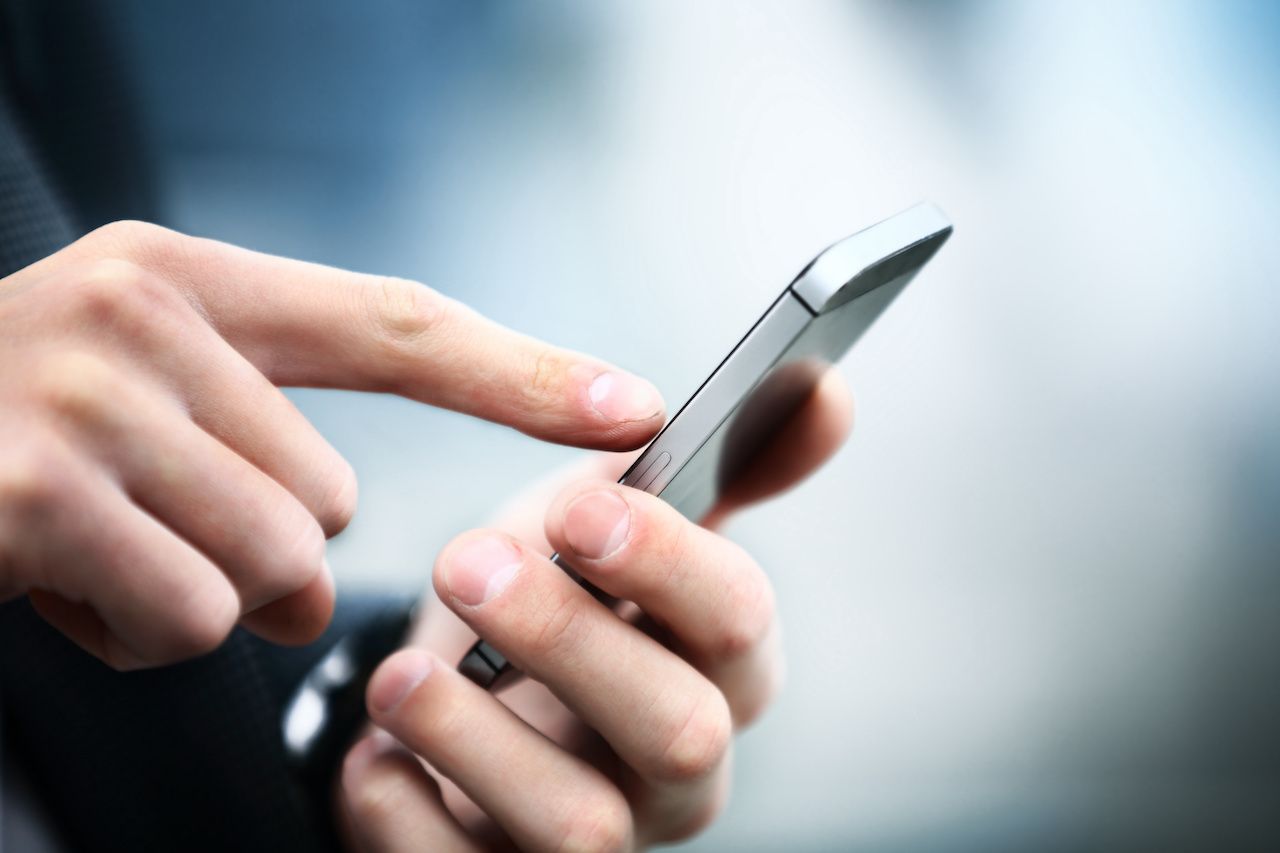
[368,650,434,714]
[563,490,631,560]
[588,371,663,423]
[443,535,523,607]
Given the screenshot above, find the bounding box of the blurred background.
[44,1,1280,848]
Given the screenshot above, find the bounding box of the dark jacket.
[0,5,388,849]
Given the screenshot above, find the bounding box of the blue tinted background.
[102,1,1280,848]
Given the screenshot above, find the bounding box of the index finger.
[65,222,666,450]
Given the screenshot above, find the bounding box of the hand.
[0,221,664,669]
[339,372,854,851]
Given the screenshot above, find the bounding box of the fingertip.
[546,481,634,563]
[340,726,461,850]
[520,364,665,451]
[341,735,376,794]
[367,649,436,717]
[33,590,151,672]
[341,730,400,794]
[28,590,111,660]
[585,369,665,427]
[319,458,359,538]
[433,530,524,608]
[299,561,338,641]
[585,415,666,452]
[239,562,335,646]
[340,728,449,845]
[817,370,856,441]
[542,477,616,531]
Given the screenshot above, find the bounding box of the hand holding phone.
[460,203,953,689]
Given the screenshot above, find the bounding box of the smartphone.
[459,202,953,689]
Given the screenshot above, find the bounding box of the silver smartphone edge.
[459,201,953,689]
[618,201,952,510]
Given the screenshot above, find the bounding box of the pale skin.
[0,220,854,850]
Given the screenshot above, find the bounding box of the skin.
[0,221,666,668]
[340,371,855,852]
[0,219,856,848]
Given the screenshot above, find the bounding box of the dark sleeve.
[0,64,75,277]
[0,593,408,853]
[0,9,418,849]
[0,0,159,251]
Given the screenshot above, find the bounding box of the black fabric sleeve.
[0,593,410,853]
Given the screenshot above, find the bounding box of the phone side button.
[621,453,658,489]
[635,451,671,493]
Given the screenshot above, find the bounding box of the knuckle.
[81,220,177,261]
[30,350,123,425]
[167,598,237,661]
[523,348,574,414]
[79,257,149,292]
[0,443,78,599]
[0,438,70,517]
[84,219,161,245]
[654,690,732,784]
[70,258,185,332]
[553,790,633,853]
[366,276,452,348]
